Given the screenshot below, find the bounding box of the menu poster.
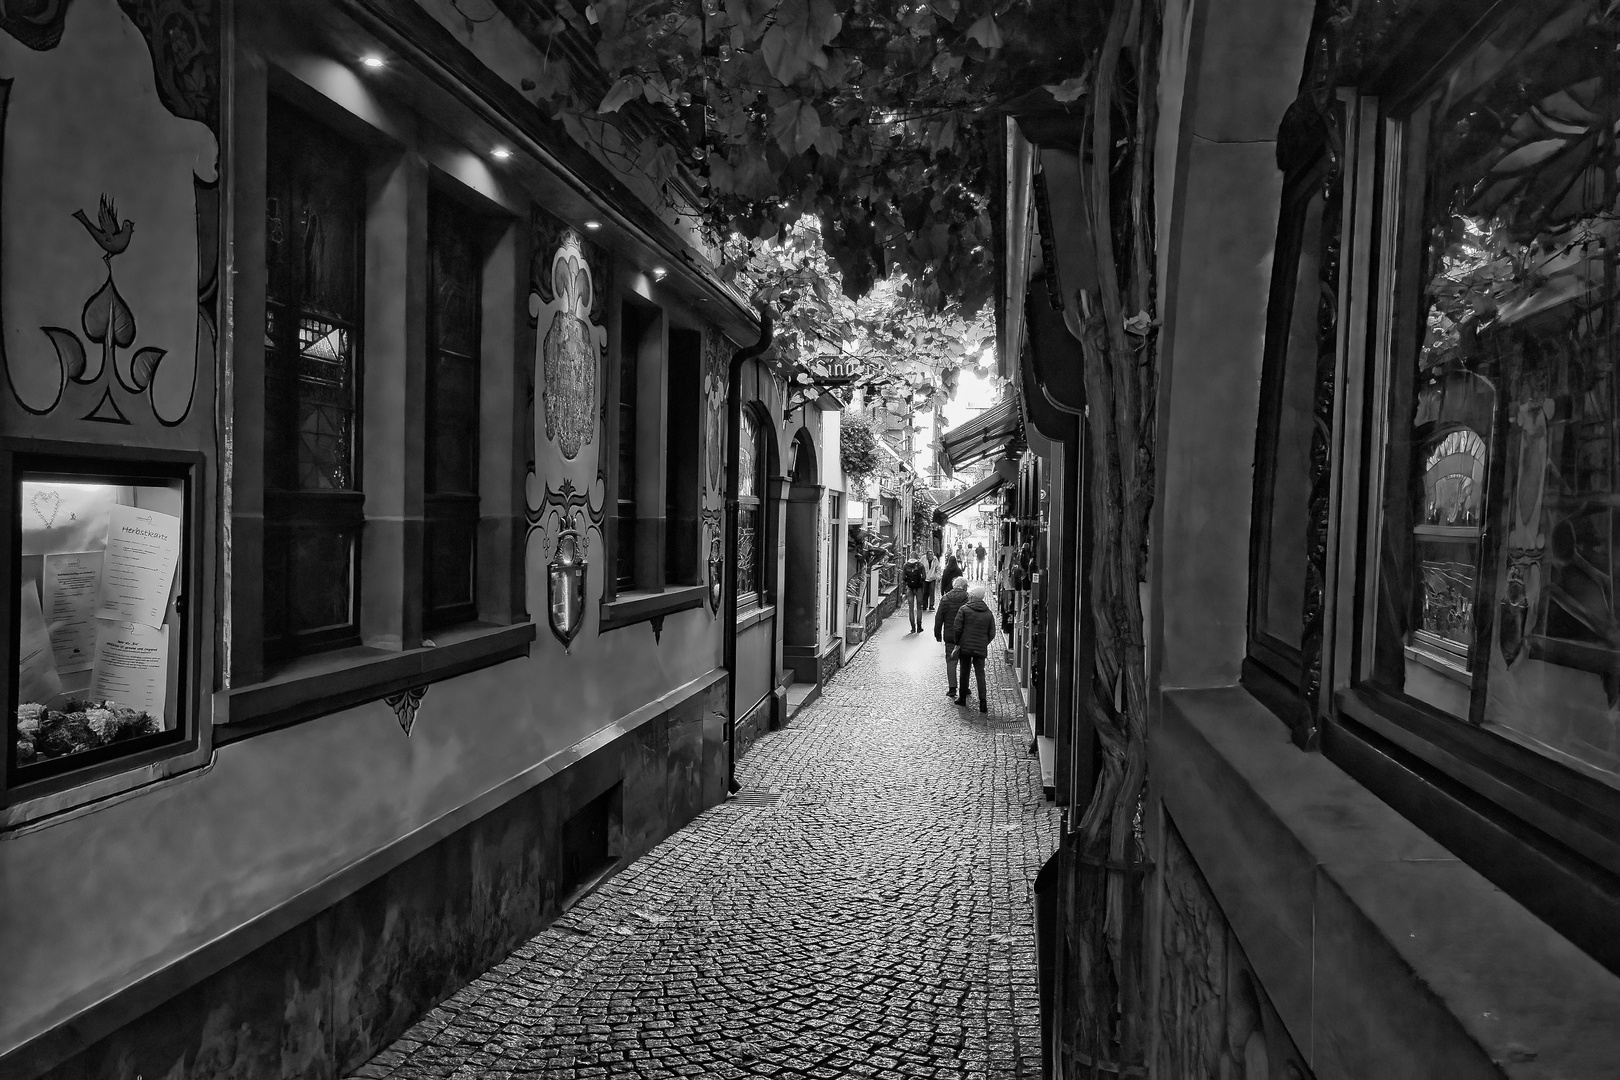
[88,622,168,718]
[19,583,63,704]
[43,551,102,673]
[96,505,181,629]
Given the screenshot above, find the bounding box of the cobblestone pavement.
[354,605,1060,1080]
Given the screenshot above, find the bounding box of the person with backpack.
[901,550,928,632]
[934,575,970,697]
[953,584,997,712]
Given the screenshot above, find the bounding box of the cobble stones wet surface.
[354,606,1059,1080]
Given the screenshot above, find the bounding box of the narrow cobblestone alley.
[353,607,1060,1080]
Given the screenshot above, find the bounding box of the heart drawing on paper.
[31,489,61,529]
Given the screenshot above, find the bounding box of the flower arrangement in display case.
[16,698,160,765]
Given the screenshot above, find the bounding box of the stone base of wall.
[31,678,730,1080]
[818,642,842,686]
[733,691,773,761]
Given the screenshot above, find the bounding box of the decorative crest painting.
[0,0,220,430]
[526,205,609,646]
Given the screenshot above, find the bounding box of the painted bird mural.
[73,195,134,258]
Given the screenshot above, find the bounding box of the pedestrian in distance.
[974,542,987,581]
[935,575,970,699]
[953,584,997,713]
[941,551,963,596]
[902,550,928,632]
[921,548,940,610]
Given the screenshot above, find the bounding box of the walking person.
[953,584,997,713]
[935,575,970,699]
[902,550,928,632]
[921,548,940,610]
[974,542,987,582]
[941,550,963,597]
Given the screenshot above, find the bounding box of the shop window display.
[10,464,188,780]
[1374,0,1620,783]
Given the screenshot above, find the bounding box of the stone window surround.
[1158,687,1620,1079]
[223,48,531,734]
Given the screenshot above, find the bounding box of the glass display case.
[6,449,196,788]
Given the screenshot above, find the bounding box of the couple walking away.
[934,576,996,712]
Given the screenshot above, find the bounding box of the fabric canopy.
[940,396,1021,475]
[936,471,1008,520]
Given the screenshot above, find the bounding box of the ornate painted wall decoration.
[704,326,729,494]
[529,207,607,461]
[0,0,219,428]
[0,1,73,52]
[525,203,609,644]
[385,686,428,736]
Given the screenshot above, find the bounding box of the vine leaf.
[598,74,644,113]
[770,99,823,156]
[966,13,1003,49]
[761,0,841,85]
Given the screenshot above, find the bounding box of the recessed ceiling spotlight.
[583,220,603,230]
[360,55,386,69]
[491,147,512,160]
[651,267,668,281]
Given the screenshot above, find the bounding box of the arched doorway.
[782,430,822,691]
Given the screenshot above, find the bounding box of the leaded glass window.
[1372,0,1620,782]
[263,100,365,657]
[616,308,642,591]
[738,412,763,602]
[424,193,483,628]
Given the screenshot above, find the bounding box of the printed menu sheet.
[19,583,62,703]
[88,622,169,718]
[43,551,102,673]
[95,505,181,629]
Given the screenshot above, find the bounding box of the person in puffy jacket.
[953,584,997,712]
[934,576,970,698]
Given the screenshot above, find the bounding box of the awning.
[937,469,1010,520]
[940,397,1022,475]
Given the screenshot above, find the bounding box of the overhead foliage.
[719,220,994,402]
[509,0,1097,310]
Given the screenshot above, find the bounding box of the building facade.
[1003,0,1620,1076]
[0,3,840,1078]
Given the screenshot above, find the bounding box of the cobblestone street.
[354,606,1060,1080]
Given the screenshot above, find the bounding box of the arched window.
[737,411,764,604]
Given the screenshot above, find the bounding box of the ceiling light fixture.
[491,148,512,160]
[360,55,386,68]
[583,220,603,230]
[651,267,668,281]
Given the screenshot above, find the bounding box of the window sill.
[599,585,706,633]
[736,603,775,631]
[220,621,536,743]
[1157,686,1620,1080]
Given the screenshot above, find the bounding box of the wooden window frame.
[261,97,368,661]
[223,65,532,739]
[423,189,487,631]
[1317,21,1620,971]
[1245,153,1328,698]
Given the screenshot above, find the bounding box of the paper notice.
[89,622,169,717]
[97,505,181,629]
[20,482,124,556]
[43,551,102,673]
[19,583,63,704]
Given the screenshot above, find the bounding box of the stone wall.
[35,679,728,1080]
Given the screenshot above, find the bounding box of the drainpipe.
[723,305,774,796]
